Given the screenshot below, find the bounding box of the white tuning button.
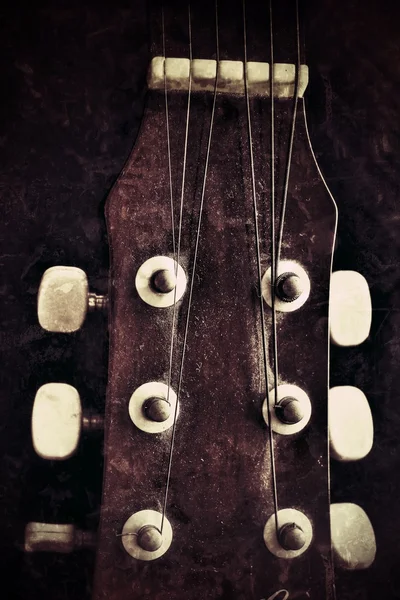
[331,503,376,570]
[24,522,96,553]
[38,266,108,333]
[32,383,103,460]
[330,271,372,347]
[329,386,373,462]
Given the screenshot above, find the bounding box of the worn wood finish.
[93,1,337,598]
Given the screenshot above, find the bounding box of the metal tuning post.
[264,509,313,559]
[32,383,103,460]
[37,266,108,333]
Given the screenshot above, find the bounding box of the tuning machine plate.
[135,256,187,308]
[121,510,172,561]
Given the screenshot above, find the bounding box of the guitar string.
[161,1,220,533]
[161,1,193,533]
[270,0,301,399]
[162,5,176,261]
[268,0,279,415]
[276,0,300,266]
[242,0,279,534]
[162,0,180,465]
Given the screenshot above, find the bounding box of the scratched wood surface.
[93,83,336,597]
[0,0,399,598]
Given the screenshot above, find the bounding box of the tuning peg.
[329,386,373,462]
[330,271,372,347]
[24,522,96,553]
[37,266,108,333]
[32,383,103,460]
[331,503,376,570]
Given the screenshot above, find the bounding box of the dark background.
[0,0,399,598]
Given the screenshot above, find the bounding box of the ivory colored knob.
[329,386,373,462]
[330,503,376,570]
[24,522,96,553]
[38,266,89,333]
[38,266,107,333]
[32,383,82,460]
[330,271,372,347]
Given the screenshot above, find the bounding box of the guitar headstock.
[27,1,376,598]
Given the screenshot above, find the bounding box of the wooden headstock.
[28,1,376,598]
[93,1,340,597]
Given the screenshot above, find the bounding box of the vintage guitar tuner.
[37,266,108,333]
[24,522,96,554]
[330,270,372,347]
[32,383,103,460]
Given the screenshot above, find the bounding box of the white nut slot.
[262,384,312,435]
[330,503,376,570]
[32,383,82,460]
[129,382,178,434]
[330,271,372,346]
[38,266,89,333]
[121,510,173,561]
[25,522,76,553]
[262,260,310,313]
[329,386,373,462]
[264,509,313,559]
[135,256,187,308]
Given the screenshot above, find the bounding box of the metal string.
[268,0,279,416]
[242,0,279,534]
[270,0,301,424]
[160,2,193,533]
[162,6,176,261]
[276,0,301,266]
[161,1,220,533]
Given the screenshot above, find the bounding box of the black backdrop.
[0,0,399,598]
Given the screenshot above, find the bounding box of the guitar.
[28,0,376,598]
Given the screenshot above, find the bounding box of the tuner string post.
[242,0,280,537]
